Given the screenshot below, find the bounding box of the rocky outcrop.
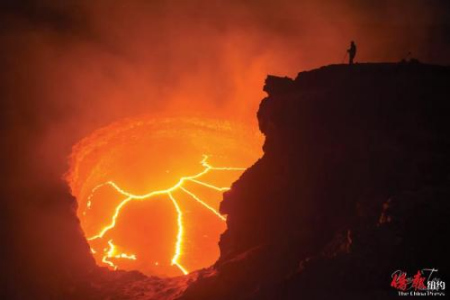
[180,63,450,299]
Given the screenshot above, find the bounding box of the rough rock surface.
[179,63,450,299]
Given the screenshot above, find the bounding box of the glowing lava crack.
[84,155,244,275]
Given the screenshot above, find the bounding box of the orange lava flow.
[68,117,263,277]
[85,155,244,275]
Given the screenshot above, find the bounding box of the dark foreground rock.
[179,63,450,299]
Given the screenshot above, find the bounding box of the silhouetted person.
[347,41,356,64]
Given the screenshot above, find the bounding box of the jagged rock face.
[180,63,450,299]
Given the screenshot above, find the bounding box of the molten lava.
[67,117,262,277]
[86,155,244,275]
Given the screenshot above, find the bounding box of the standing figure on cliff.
[347,41,357,64]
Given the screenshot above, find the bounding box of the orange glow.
[86,155,243,274]
[67,116,262,277]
